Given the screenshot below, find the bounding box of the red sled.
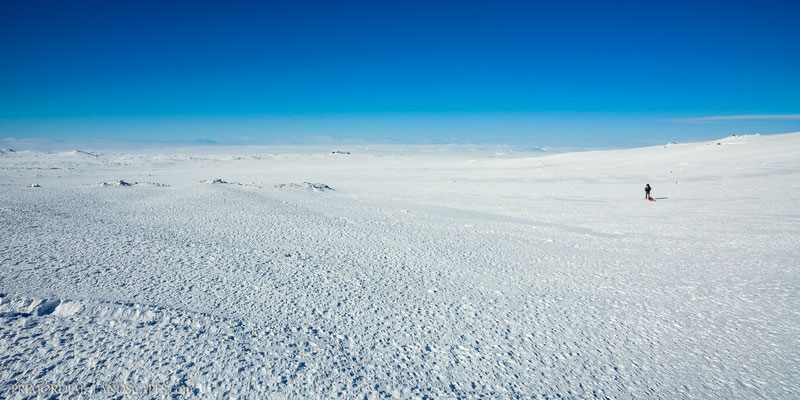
[648,198,655,201]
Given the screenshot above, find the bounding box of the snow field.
[1,133,799,398]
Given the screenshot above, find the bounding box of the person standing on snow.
[645,184,651,200]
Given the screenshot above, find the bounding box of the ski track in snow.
[1,133,799,398]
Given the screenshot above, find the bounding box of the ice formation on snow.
[96,180,133,187]
[275,182,334,191]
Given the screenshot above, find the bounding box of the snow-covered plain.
[1,133,799,398]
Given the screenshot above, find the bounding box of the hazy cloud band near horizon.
[671,114,800,123]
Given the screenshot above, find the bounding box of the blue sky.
[1,0,799,148]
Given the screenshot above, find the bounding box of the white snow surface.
[1,133,799,398]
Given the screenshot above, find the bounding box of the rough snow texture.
[1,133,799,398]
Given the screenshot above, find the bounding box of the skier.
[645,184,652,200]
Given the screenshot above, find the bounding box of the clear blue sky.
[1,0,799,148]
